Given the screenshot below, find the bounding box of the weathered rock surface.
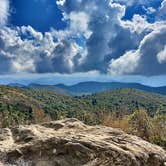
[0,118,165,166]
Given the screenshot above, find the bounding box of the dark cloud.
[0,53,12,73]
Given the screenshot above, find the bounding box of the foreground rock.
[0,118,165,166]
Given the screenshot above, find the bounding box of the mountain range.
[10,81,166,96]
[56,81,166,95]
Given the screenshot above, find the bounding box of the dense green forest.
[0,86,166,125]
[0,86,165,148]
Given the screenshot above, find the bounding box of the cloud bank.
[0,0,166,76]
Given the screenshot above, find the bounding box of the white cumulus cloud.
[0,0,9,26]
[0,0,166,76]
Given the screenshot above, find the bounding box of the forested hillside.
[0,86,166,147]
[79,89,166,116]
[0,86,166,126]
[0,86,50,127]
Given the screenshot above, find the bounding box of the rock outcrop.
[0,118,165,166]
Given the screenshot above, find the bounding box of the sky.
[0,0,166,86]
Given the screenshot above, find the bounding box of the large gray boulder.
[0,118,165,166]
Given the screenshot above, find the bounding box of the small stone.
[53,149,57,154]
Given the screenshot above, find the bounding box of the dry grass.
[101,110,166,148]
[101,112,131,133]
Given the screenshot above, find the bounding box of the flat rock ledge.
[0,118,165,166]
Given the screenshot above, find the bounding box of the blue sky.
[0,0,166,86]
[10,0,66,32]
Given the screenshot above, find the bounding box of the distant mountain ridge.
[56,81,166,95]
[28,83,70,95]
[8,81,166,96]
[8,83,26,88]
